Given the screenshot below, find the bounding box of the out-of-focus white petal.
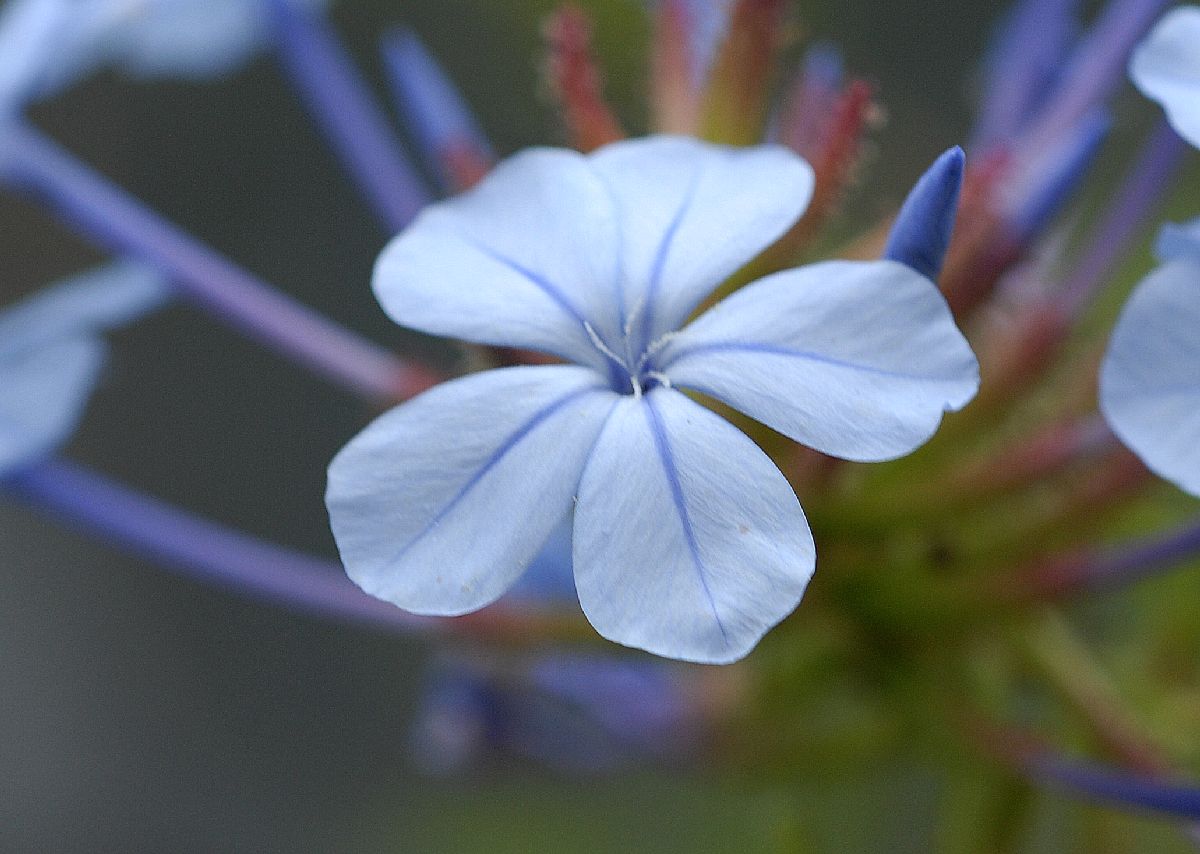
[1100,260,1200,496]
[1155,216,1200,265]
[0,260,169,357]
[1130,6,1200,147]
[0,338,104,474]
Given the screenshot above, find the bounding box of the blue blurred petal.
[589,136,814,353]
[1155,216,1200,264]
[0,260,169,356]
[884,147,964,280]
[0,0,77,111]
[1130,6,1200,147]
[573,389,814,664]
[326,365,615,615]
[112,0,328,80]
[661,260,979,462]
[0,260,169,475]
[1100,260,1200,496]
[372,147,622,370]
[0,338,103,475]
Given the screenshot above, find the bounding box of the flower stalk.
[0,120,438,402]
[267,0,430,231]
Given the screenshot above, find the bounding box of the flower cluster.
[2,0,1200,846]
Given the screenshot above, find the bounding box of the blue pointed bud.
[883,146,965,280]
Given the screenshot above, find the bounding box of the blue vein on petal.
[382,384,600,571]
[454,229,589,327]
[639,164,705,351]
[665,341,960,383]
[643,395,729,644]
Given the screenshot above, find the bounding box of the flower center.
[583,320,670,398]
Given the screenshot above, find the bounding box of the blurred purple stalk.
[1060,119,1188,313]
[380,28,495,194]
[1080,515,1200,593]
[268,0,430,232]
[4,457,438,633]
[1,120,432,401]
[1028,754,1200,820]
[1021,0,1172,150]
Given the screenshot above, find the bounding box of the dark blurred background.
[2,0,1161,851]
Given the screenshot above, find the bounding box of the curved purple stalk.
[380,28,495,193]
[268,0,430,231]
[1060,119,1188,314]
[1018,513,1200,603]
[1028,754,1200,820]
[0,120,434,401]
[1021,0,1172,150]
[4,457,437,633]
[1080,516,1200,593]
[973,0,1078,149]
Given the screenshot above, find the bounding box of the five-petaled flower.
[326,136,979,664]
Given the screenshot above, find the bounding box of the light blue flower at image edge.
[1101,4,1200,498]
[0,0,331,92]
[0,261,168,475]
[326,136,980,665]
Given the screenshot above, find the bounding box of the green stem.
[1016,611,1168,774]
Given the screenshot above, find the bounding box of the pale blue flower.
[89,0,308,80]
[1129,5,1200,147]
[1100,219,1200,496]
[1099,9,1200,495]
[326,136,979,664]
[0,260,168,475]
[0,0,75,108]
[0,0,330,96]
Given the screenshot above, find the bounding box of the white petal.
[588,136,814,349]
[107,0,329,80]
[573,389,814,664]
[1155,217,1200,265]
[505,515,578,603]
[0,260,169,357]
[1100,261,1200,496]
[326,365,615,615]
[373,147,621,370]
[660,260,979,461]
[0,338,104,474]
[1129,6,1200,148]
